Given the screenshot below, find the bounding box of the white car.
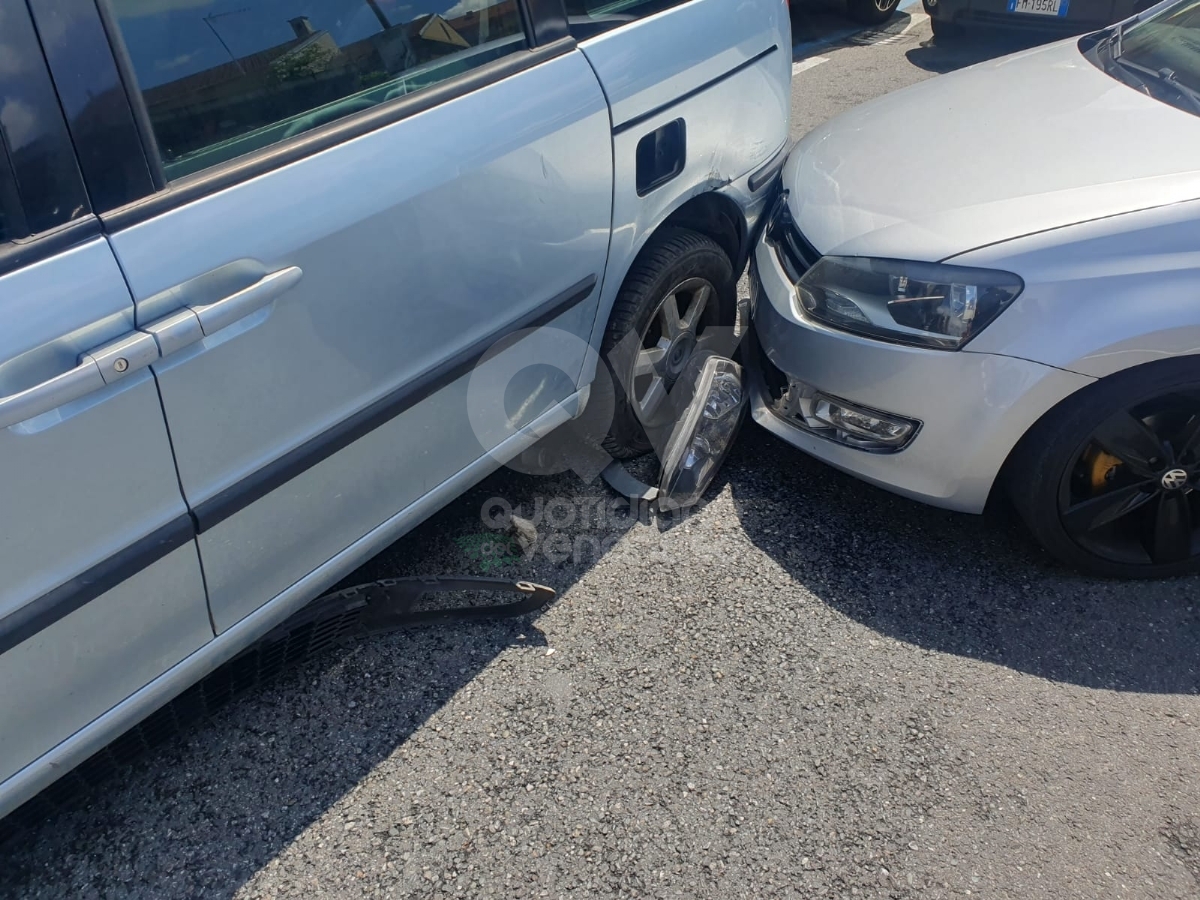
[750,0,1200,578]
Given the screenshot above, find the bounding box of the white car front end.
[750,28,1200,514]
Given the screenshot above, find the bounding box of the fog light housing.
[811,393,918,450]
[657,354,748,511]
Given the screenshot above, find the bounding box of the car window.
[1121,0,1200,94]
[563,0,693,40]
[108,0,530,179]
[0,147,19,243]
[1,4,91,242]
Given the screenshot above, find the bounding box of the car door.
[82,0,613,633]
[0,3,210,802]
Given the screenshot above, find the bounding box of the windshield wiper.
[1109,19,1128,58]
[1114,56,1200,114]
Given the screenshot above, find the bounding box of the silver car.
[0,0,790,822]
[751,0,1200,578]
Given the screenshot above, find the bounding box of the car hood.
[785,38,1200,261]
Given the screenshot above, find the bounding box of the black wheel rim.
[1058,393,1200,568]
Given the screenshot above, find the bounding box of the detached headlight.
[796,257,1023,350]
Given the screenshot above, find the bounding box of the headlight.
[795,257,1023,350]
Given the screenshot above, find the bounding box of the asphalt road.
[4,13,1200,900]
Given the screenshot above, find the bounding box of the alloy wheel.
[1058,395,1200,567]
[630,277,723,426]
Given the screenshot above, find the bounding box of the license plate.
[1008,0,1068,15]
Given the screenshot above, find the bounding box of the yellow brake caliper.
[1085,447,1123,492]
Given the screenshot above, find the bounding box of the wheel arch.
[655,191,747,275]
[989,354,1200,509]
[579,187,753,387]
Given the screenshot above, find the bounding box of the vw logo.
[1160,468,1190,491]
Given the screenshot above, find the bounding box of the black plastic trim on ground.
[0,575,552,845]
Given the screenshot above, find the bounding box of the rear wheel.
[594,228,736,459]
[847,0,901,24]
[930,16,964,39]
[1007,360,1200,578]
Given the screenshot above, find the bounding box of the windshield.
[1115,0,1200,94]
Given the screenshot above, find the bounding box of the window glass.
[1122,0,1200,94]
[563,0,692,40]
[1,2,90,238]
[109,1,529,179]
[0,144,20,244]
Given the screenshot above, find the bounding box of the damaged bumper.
[746,224,1095,514]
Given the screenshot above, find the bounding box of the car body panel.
[0,390,572,821]
[750,237,1096,511]
[0,545,208,785]
[784,38,1200,261]
[953,197,1200,377]
[111,50,612,634]
[0,239,212,785]
[577,0,792,381]
[577,0,788,130]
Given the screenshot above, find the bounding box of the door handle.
[0,267,303,428]
[0,330,160,429]
[0,360,105,429]
[140,265,304,356]
[187,266,303,337]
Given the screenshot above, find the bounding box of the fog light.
[658,354,748,511]
[926,0,938,7]
[812,394,917,449]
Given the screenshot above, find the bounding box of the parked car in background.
[924,0,1155,37]
[847,0,904,22]
[795,0,904,25]
[751,0,1200,578]
[0,0,790,824]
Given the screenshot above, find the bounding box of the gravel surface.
[3,14,1199,900]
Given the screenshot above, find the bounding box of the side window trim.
[521,0,572,44]
[98,31,579,233]
[27,0,157,215]
[0,218,104,280]
[0,0,98,278]
[0,139,27,243]
[93,0,168,192]
[66,0,576,231]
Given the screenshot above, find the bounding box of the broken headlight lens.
[795,257,1023,350]
[657,354,747,512]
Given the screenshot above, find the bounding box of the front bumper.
[747,231,1095,513]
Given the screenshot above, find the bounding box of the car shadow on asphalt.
[0,462,636,900]
[0,624,548,898]
[726,428,1200,696]
[904,28,1059,73]
[4,422,1199,896]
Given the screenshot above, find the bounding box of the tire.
[846,0,900,25]
[1006,358,1200,579]
[593,227,736,460]
[930,16,964,39]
